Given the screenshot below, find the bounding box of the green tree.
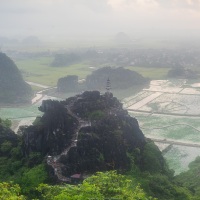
[19,164,48,197]
[37,171,156,200]
[1,141,12,153]
[175,156,200,199]
[0,119,12,129]
[0,182,25,200]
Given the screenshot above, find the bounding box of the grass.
[15,56,94,86]
[31,85,43,92]
[126,66,170,79]
[15,55,171,87]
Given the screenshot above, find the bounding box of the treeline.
[57,67,149,93]
[50,48,200,68]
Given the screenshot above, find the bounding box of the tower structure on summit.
[106,77,111,93]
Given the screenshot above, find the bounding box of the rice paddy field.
[124,79,200,174]
[2,72,200,174]
[14,56,170,87]
[0,95,60,132]
[15,57,95,86]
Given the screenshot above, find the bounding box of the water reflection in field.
[126,79,200,174]
[0,95,60,132]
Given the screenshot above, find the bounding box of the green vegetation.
[86,66,149,91]
[37,171,156,200]
[57,75,78,93]
[15,55,171,88]
[0,53,33,104]
[0,118,12,129]
[15,57,94,86]
[0,171,156,200]
[30,85,43,92]
[175,157,200,199]
[0,112,199,200]
[19,164,48,197]
[51,53,81,67]
[126,66,170,79]
[1,89,200,199]
[87,110,105,120]
[168,68,198,79]
[0,182,25,200]
[141,141,170,174]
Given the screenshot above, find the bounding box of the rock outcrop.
[21,91,148,181]
[86,67,149,91]
[0,52,33,104]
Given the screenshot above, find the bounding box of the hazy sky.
[1,0,200,39]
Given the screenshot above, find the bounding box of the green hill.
[0,92,197,199]
[0,52,33,104]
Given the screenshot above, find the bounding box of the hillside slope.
[22,91,169,181]
[0,52,32,104]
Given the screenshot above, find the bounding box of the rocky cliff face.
[22,100,78,156]
[0,52,33,104]
[0,119,18,157]
[22,91,148,181]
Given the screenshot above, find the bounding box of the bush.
[37,171,156,200]
[0,182,25,200]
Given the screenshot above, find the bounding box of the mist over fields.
[2,1,200,199]
[1,0,200,43]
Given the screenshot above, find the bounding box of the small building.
[70,174,83,184]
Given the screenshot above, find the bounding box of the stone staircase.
[46,103,91,182]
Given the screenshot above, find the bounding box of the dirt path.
[149,137,200,148]
[141,123,200,132]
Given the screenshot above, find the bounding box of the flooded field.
[124,79,200,115]
[125,79,200,174]
[0,95,60,132]
[1,79,200,174]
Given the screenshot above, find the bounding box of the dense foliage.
[56,66,149,94]
[0,52,33,104]
[175,156,200,199]
[37,171,156,200]
[21,91,148,175]
[0,182,25,200]
[1,90,200,199]
[168,68,197,79]
[86,66,149,90]
[57,75,78,93]
[51,53,81,67]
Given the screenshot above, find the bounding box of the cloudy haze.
[1,0,200,40]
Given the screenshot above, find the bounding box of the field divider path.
[148,137,200,148]
[141,123,200,132]
[127,109,200,118]
[128,92,163,110]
